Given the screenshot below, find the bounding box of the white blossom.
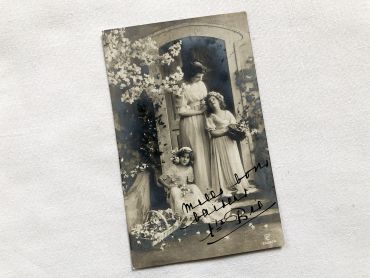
[103,30,183,104]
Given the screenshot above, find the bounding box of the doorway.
[160,36,234,150]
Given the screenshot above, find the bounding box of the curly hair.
[205,91,227,114]
[172,147,194,166]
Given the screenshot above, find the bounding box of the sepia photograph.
[2,0,369,276]
[102,12,284,269]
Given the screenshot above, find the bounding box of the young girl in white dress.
[205,91,256,197]
[158,147,226,225]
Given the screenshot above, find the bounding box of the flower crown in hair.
[170,147,193,155]
[178,147,192,153]
[170,147,193,164]
[208,91,224,102]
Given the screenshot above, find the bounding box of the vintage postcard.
[102,12,284,269]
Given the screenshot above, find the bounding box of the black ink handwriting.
[234,160,269,184]
[201,201,276,245]
[180,189,249,229]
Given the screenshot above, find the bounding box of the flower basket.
[130,209,180,248]
[227,124,247,141]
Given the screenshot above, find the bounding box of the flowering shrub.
[116,95,161,192]
[161,66,186,96]
[120,160,148,189]
[103,29,183,104]
[235,57,270,183]
[102,30,185,191]
[235,57,262,133]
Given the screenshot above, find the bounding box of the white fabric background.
[1,1,369,277]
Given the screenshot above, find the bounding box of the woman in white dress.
[205,91,255,197]
[176,62,211,193]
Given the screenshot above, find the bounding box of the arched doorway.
[149,23,255,179]
[160,36,234,150]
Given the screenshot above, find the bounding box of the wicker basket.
[227,124,247,141]
[130,209,180,248]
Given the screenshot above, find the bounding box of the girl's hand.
[210,127,229,138]
[179,183,186,189]
[199,106,207,113]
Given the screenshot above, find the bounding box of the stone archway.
[149,23,255,178]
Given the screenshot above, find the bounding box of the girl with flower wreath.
[205,91,257,197]
[158,147,226,225]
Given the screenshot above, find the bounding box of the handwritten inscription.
[201,201,276,245]
[234,160,269,184]
[179,160,275,245]
[181,159,269,218]
[181,188,250,227]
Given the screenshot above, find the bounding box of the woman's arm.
[210,127,229,138]
[178,107,206,117]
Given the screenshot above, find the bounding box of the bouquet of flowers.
[227,123,247,141]
[178,183,193,197]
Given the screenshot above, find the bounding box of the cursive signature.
[201,201,277,245]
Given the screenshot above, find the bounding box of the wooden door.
[165,93,181,149]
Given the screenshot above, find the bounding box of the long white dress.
[177,81,211,193]
[206,110,251,196]
[163,164,227,224]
